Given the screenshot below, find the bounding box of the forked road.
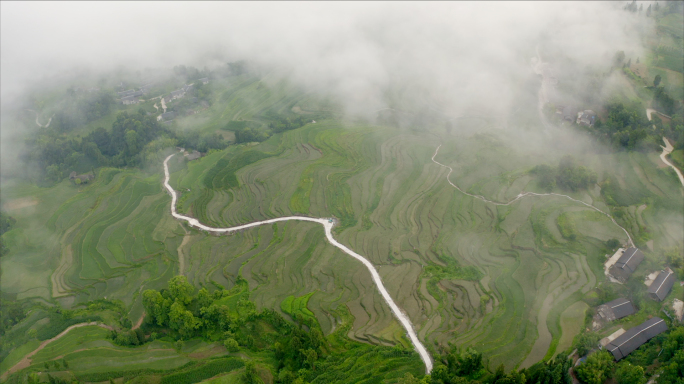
[163,153,434,374]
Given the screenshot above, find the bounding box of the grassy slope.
[2,72,683,377]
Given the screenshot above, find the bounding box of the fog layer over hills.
[2,2,649,116]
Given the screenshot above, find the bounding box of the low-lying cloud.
[1,2,649,116]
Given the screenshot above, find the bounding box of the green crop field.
[2,63,683,380]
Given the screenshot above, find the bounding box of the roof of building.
[121,95,138,101]
[170,90,184,97]
[118,89,135,97]
[601,298,636,320]
[562,106,576,120]
[647,268,676,301]
[186,150,202,160]
[614,248,644,274]
[606,317,668,360]
[160,112,175,120]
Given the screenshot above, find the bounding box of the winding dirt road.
[659,137,684,187]
[431,145,635,248]
[163,153,433,374]
[25,109,54,128]
[1,322,113,380]
[646,109,683,188]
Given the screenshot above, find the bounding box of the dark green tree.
[614,362,646,384]
[572,332,600,356]
[575,350,614,384]
[242,360,263,384]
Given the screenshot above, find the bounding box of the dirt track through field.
[2,322,113,380]
[431,145,634,248]
[163,153,433,374]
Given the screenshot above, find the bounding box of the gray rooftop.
[160,111,175,120]
[606,317,668,360]
[647,268,676,301]
[118,89,135,97]
[598,298,636,321]
[614,248,644,274]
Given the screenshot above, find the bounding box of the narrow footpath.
[431,145,635,248]
[646,108,684,188]
[2,323,113,380]
[163,153,434,374]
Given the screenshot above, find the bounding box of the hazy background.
[1,1,650,115]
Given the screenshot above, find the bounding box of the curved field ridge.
[163,153,433,374]
[431,145,635,248]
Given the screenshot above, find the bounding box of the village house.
[69,171,95,184]
[647,268,676,301]
[117,89,136,98]
[561,106,576,122]
[605,317,668,360]
[168,89,185,101]
[608,247,644,283]
[198,77,209,84]
[577,110,596,127]
[596,298,636,322]
[140,83,153,94]
[121,95,139,105]
[157,111,175,122]
[185,150,202,161]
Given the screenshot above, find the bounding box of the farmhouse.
[605,317,668,360]
[199,77,209,84]
[117,89,135,97]
[185,150,202,161]
[608,247,644,283]
[596,298,636,322]
[158,111,175,122]
[121,95,139,105]
[562,106,576,122]
[576,110,596,127]
[647,268,676,301]
[140,83,153,93]
[168,89,185,101]
[69,171,94,184]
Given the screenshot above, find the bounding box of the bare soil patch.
[3,197,39,211]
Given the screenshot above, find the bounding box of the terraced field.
[3,103,682,375]
[163,119,682,369]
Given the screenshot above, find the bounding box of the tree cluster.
[592,101,655,151]
[24,110,169,182]
[401,349,573,384]
[172,65,210,83]
[530,156,597,192]
[50,90,116,133]
[0,299,26,336]
[0,212,16,257]
[142,276,327,383]
[24,109,230,184]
